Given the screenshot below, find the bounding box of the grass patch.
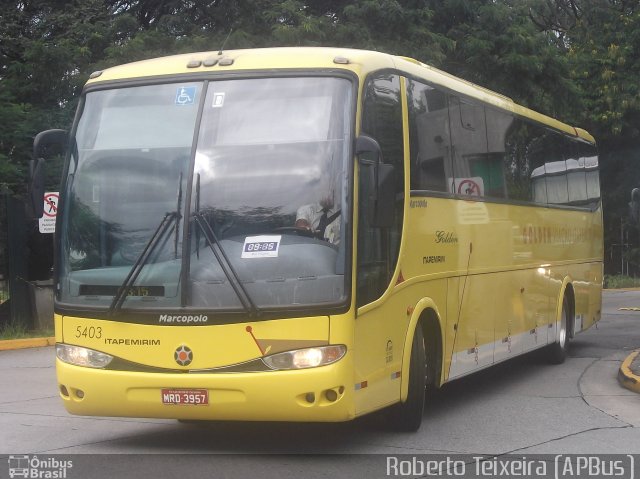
[0,321,53,340]
[604,275,640,289]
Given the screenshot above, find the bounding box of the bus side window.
[503,119,547,202]
[482,107,512,199]
[449,96,505,198]
[407,79,451,192]
[566,138,588,205]
[539,131,570,205]
[358,74,405,307]
[582,143,600,206]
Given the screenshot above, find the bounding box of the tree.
[423,0,578,117]
[1,0,636,277]
[0,0,115,194]
[529,0,640,143]
[528,0,640,274]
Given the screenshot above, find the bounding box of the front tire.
[548,295,571,364]
[388,325,426,432]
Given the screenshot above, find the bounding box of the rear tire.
[388,325,426,432]
[548,295,570,364]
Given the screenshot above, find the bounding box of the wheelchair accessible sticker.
[242,235,281,258]
[175,86,196,105]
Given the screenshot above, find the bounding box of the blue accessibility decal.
[175,86,197,105]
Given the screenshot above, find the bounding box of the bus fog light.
[56,344,113,369]
[262,345,346,370]
[325,389,338,402]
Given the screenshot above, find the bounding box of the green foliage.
[0,0,110,195]
[0,320,54,340]
[2,0,640,276]
[529,0,640,143]
[604,274,640,289]
[413,0,578,118]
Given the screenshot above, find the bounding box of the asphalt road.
[1,290,639,478]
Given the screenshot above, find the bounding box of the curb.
[618,350,640,394]
[0,337,56,351]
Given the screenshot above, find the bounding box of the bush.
[604,275,640,289]
[0,320,53,340]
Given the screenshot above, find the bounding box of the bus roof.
[87,46,594,144]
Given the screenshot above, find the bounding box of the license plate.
[161,388,209,406]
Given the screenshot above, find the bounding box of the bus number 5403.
[75,326,102,339]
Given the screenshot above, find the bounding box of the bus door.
[353,73,406,413]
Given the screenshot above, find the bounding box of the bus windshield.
[59,77,353,315]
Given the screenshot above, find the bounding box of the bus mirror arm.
[30,129,67,218]
[356,135,395,228]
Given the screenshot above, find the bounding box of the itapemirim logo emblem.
[8,455,73,478]
[174,344,193,366]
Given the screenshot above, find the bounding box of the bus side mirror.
[630,188,640,227]
[356,135,395,228]
[30,129,67,218]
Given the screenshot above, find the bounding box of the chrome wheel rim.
[558,306,567,349]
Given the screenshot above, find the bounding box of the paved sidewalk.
[0,337,55,351]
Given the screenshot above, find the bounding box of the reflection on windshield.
[59,77,352,314]
[189,77,351,310]
[59,83,198,309]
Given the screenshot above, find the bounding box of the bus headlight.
[262,345,346,370]
[56,344,113,369]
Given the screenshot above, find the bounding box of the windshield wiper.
[174,173,183,259]
[108,211,178,316]
[192,211,260,317]
[109,174,183,316]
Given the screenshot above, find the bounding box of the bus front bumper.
[55,358,355,422]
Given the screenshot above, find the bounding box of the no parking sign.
[38,192,58,234]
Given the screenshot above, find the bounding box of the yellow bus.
[34,47,602,431]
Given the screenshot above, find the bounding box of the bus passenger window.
[535,130,569,205]
[582,143,601,206]
[504,120,547,202]
[480,107,512,199]
[566,139,588,205]
[407,80,451,192]
[448,96,493,198]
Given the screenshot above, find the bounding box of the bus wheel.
[548,295,570,364]
[388,325,426,432]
